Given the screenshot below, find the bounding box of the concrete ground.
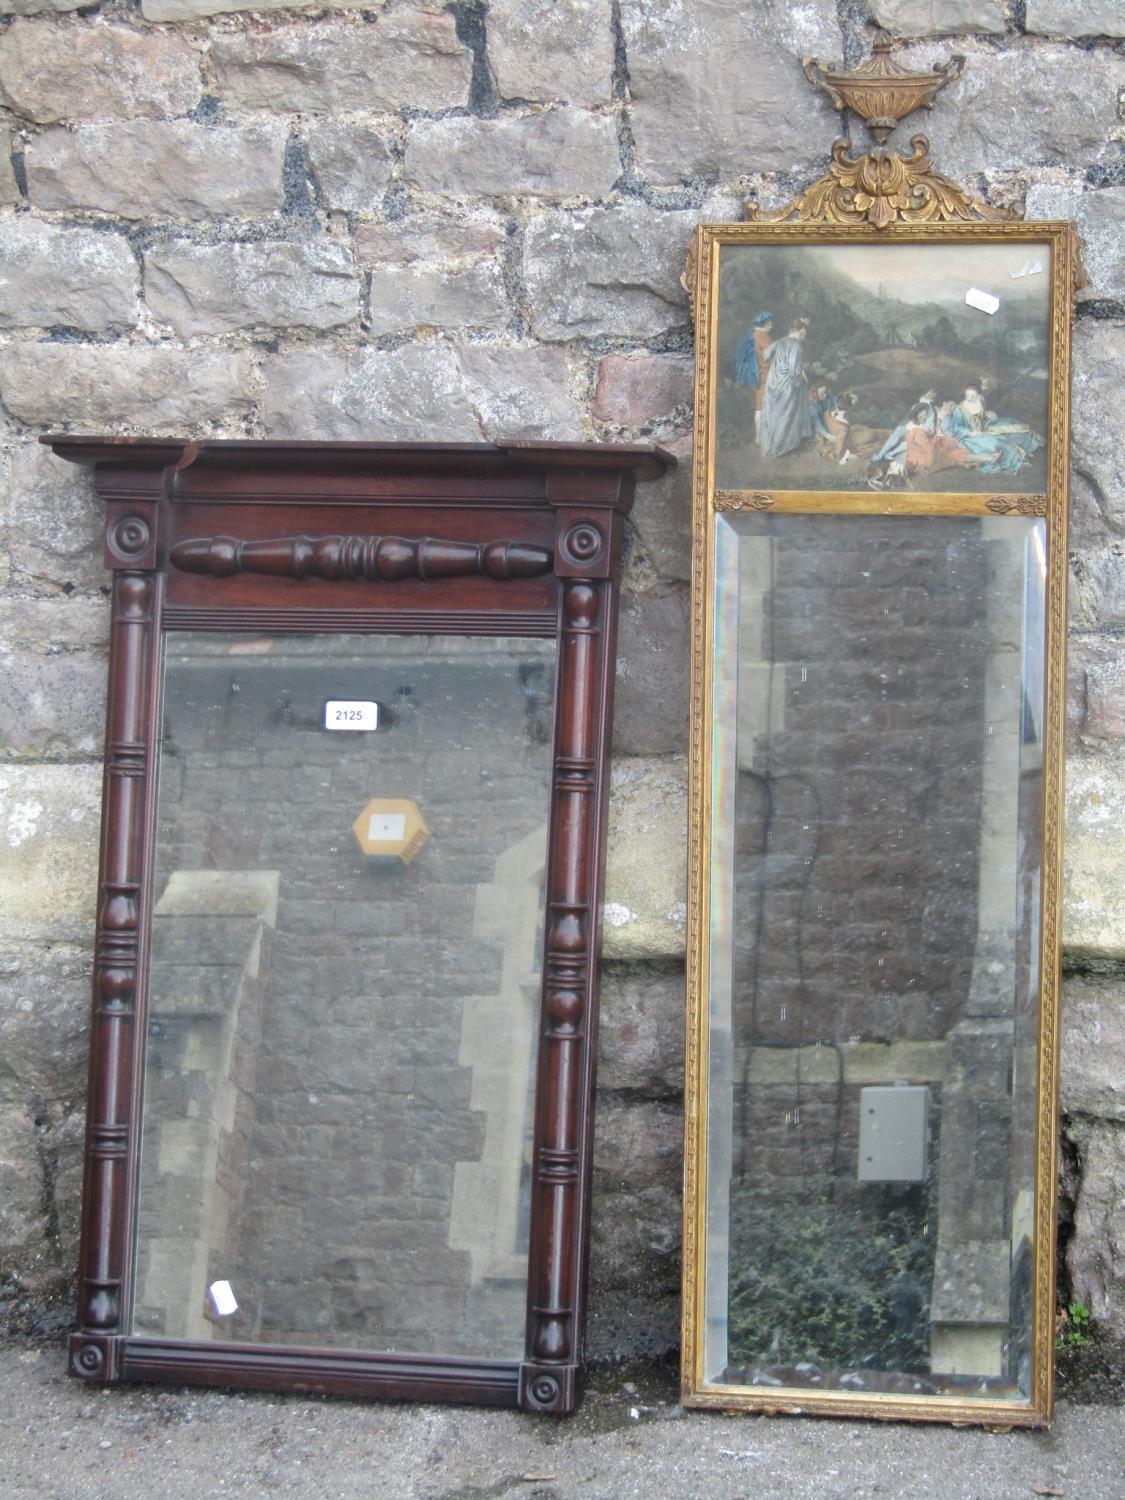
[2,1341,1123,1500]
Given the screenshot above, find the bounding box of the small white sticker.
[324,699,379,732]
[1009,258,1044,279]
[208,1280,238,1317]
[965,287,1000,315]
[368,812,406,842]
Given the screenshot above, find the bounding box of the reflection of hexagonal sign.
[352,798,429,865]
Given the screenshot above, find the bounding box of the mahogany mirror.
[44,437,670,1413]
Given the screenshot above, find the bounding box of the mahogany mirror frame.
[42,435,671,1415]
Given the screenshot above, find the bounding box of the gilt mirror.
[681,221,1076,1426]
[45,437,670,1414]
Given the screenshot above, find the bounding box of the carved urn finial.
[747,41,1011,229]
[803,39,964,146]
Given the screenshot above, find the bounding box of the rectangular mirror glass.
[705,515,1042,1401]
[682,225,1073,1427]
[136,633,554,1360]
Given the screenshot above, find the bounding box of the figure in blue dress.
[759,318,813,458]
[940,385,1041,475]
[733,311,774,446]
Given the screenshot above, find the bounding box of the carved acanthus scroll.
[751,136,1012,231]
[171,534,554,583]
[985,495,1048,516]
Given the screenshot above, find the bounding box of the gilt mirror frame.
[44,436,669,1415]
[680,98,1079,1424]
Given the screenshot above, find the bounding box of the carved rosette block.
[75,570,160,1356]
[519,1362,578,1415]
[69,1333,122,1382]
[170,534,553,583]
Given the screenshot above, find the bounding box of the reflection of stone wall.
[722,518,1047,1386]
[730,521,991,1203]
[135,870,277,1341]
[135,637,553,1359]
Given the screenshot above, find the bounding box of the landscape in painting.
[714,242,1051,494]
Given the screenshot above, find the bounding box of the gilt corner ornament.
[746,41,1012,231]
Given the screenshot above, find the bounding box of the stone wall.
[0,0,1122,1356]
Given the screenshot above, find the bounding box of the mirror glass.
[704,513,1045,1400]
[133,632,555,1359]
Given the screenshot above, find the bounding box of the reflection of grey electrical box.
[858,1085,929,1182]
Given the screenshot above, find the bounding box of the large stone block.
[143,0,379,14]
[1063,748,1125,962]
[1062,974,1125,1122]
[1068,634,1119,743]
[4,443,104,593]
[1069,321,1124,533]
[524,203,693,341]
[592,353,693,430]
[0,946,90,1106]
[618,0,839,183]
[143,0,380,15]
[0,763,101,945]
[906,41,1124,176]
[1071,542,1125,632]
[597,962,683,1097]
[262,342,580,441]
[403,109,620,199]
[0,0,84,12]
[1066,1116,1125,1334]
[603,755,687,960]
[626,434,692,585]
[0,647,105,757]
[488,0,615,106]
[355,214,506,267]
[1026,0,1125,37]
[366,261,508,337]
[1024,185,1125,303]
[1085,655,1125,741]
[0,21,201,125]
[26,122,286,219]
[0,125,19,204]
[613,582,690,756]
[306,124,394,213]
[455,344,580,439]
[0,343,256,429]
[0,592,109,654]
[263,344,478,441]
[211,13,470,114]
[589,1097,681,1338]
[0,219,138,333]
[865,0,1005,33]
[0,1106,44,1269]
[145,240,360,336]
